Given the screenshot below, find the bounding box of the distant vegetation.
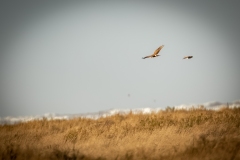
[0,106,240,160]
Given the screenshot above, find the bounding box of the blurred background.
[0,1,240,117]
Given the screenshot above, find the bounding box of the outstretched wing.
[153,45,164,56]
[142,55,152,59]
[183,56,193,59]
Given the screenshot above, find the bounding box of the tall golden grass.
[0,107,240,160]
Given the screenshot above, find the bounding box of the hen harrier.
[142,45,164,59]
[183,56,193,59]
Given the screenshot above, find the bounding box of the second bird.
[183,56,193,59]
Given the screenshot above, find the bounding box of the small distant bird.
[183,56,193,59]
[142,45,164,59]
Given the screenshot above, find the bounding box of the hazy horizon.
[1,99,240,125]
[1,1,240,117]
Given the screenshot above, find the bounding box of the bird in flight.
[142,45,164,59]
[183,56,193,59]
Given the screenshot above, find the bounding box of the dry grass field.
[0,107,240,160]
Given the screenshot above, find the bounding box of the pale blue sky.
[0,1,240,117]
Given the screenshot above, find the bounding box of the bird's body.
[142,45,164,59]
[183,56,193,59]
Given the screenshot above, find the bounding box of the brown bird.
[183,56,193,59]
[142,45,164,59]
